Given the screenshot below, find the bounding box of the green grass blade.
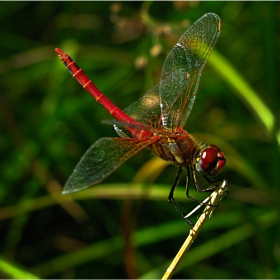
[209,50,274,134]
[0,256,39,279]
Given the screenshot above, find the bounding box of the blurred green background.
[0,1,279,279]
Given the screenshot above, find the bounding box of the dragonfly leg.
[188,166,220,207]
[202,175,223,185]
[168,168,194,227]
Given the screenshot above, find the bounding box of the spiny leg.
[168,168,194,226]
[187,165,220,207]
[202,174,222,185]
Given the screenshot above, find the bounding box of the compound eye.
[202,147,217,164]
[196,145,226,176]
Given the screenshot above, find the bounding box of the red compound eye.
[196,145,226,176]
[201,147,217,163]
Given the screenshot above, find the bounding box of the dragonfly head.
[196,144,226,176]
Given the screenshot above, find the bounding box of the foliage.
[0,1,279,278]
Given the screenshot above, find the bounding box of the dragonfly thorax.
[150,130,199,167]
[150,130,226,177]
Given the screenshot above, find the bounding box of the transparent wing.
[63,137,154,194]
[114,84,161,138]
[160,12,221,130]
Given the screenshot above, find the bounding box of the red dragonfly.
[56,13,226,225]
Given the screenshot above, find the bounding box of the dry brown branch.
[162,179,228,279]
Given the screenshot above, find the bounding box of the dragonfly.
[56,12,226,226]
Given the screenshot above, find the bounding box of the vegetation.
[0,1,279,278]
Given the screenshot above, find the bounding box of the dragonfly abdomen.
[55,48,152,140]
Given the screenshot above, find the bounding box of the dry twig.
[162,179,228,279]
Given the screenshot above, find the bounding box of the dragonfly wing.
[160,13,221,130]
[114,84,161,138]
[63,137,154,194]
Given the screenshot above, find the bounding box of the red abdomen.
[55,48,152,140]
